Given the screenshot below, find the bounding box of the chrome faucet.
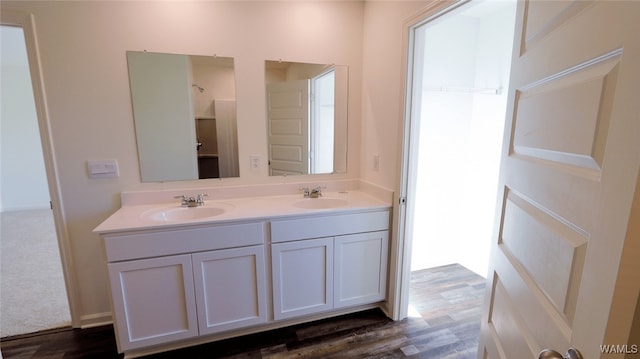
[175,195,196,207]
[174,194,208,207]
[310,186,323,198]
[300,186,324,198]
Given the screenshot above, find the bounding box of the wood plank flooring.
[0,263,485,358]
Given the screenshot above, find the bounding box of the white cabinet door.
[108,254,198,352]
[334,231,388,308]
[192,246,268,335]
[272,237,334,320]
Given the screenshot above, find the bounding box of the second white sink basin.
[143,205,229,222]
[293,198,349,209]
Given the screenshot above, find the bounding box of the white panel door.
[266,80,309,175]
[479,1,640,358]
[192,246,267,335]
[334,231,389,308]
[127,51,198,181]
[108,255,198,352]
[272,237,333,320]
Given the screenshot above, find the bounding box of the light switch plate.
[87,159,119,179]
[250,155,262,170]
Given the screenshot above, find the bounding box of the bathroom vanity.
[94,187,391,357]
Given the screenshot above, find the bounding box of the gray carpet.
[0,209,71,337]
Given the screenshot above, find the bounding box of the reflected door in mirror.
[128,52,198,181]
[267,80,310,175]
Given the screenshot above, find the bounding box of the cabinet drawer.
[270,210,389,243]
[105,222,265,262]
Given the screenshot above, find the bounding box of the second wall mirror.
[265,60,348,176]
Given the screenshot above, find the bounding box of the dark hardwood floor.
[0,263,485,358]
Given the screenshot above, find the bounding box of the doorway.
[0,25,71,337]
[403,0,516,351]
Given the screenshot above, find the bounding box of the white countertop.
[93,190,391,234]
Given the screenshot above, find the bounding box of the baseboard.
[0,205,51,213]
[121,304,383,358]
[80,312,112,329]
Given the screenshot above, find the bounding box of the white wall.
[462,5,515,275]
[0,25,50,212]
[359,1,429,190]
[1,1,365,324]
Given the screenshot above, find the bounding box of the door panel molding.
[511,48,622,178]
[492,246,571,353]
[522,1,593,54]
[501,188,588,325]
[488,276,537,358]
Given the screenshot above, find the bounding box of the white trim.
[0,205,51,212]
[80,312,113,329]
[1,10,81,328]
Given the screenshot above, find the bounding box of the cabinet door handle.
[539,348,583,359]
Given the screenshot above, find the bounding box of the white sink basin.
[142,206,229,222]
[293,198,349,209]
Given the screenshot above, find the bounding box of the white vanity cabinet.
[103,222,267,352]
[96,195,392,356]
[270,210,390,320]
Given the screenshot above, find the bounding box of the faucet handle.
[308,186,325,198]
[174,195,189,207]
[196,193,208,206]
[299,187,311,197]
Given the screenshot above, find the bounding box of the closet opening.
[403,0,516,352]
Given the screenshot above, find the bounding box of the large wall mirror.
[127,51,239,182]
[265,60,348,176]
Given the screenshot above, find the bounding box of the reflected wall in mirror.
[127,51,239,182]
[265,60,347,176]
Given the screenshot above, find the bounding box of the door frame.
[388,0,466,321]
[1,10,81,328]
